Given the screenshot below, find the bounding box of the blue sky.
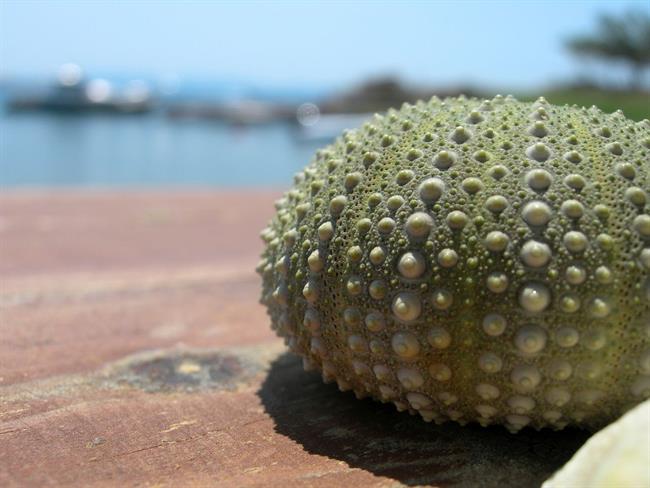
[1,0,648,90]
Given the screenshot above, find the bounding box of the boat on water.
[6,64,155,114]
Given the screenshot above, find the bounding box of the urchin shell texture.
[258,95,650,433]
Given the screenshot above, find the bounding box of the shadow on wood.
[258,352,591,488]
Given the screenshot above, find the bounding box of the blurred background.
[1,0,649,188]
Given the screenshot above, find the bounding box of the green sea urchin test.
[258,95,650,432]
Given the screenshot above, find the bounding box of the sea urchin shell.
[258,95,650,432]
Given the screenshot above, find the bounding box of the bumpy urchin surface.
[258,95,650,433]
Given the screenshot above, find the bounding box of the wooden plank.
[0,191,590,487]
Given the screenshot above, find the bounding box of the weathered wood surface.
[0,191,590,487]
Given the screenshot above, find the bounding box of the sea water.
[0,111,323,188]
